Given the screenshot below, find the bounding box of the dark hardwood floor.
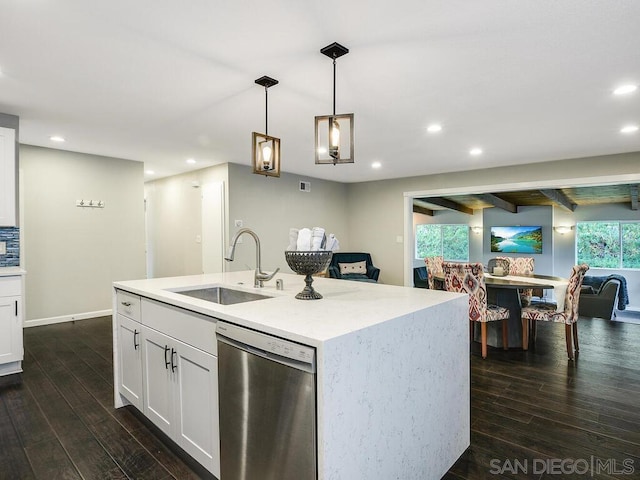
[1,314,639,479]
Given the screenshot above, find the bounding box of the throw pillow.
[339,261,367,275]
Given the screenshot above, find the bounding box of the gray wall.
[226,163,350,276]
[554,203,640,309]
[145,162,350,281]
[348,152,640,287]
[412,209,483,268]
[481,206,554,274]
[145,163,229,278]
[20,145,146,325]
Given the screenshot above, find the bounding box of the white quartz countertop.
[0,267,26,277]
[114,271,464,347]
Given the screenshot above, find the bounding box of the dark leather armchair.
[328,252,380,282]
[579,277,622,320]
[413,267,428,288]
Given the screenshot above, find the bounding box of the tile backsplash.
[0,227,19,267]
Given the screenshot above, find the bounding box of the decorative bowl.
[284,250,333,300]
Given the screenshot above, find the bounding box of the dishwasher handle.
[217,333,315,374]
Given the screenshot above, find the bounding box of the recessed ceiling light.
[469,148,483,156]
[186,158,196,164]
[427,124,442,133]
[620,125,639,134]
[145,170,155,175]
[613,84,637,95]
[371,161,382,169]
[49,135,65,142]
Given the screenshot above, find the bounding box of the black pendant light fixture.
[252,75,281,177]
[315,42,354,165]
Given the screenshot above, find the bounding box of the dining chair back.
[424,256,443,290]
[442,262,509,358]
[496,256,535,305]
[521,263,589,360]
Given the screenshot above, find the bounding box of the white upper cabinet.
[0,127,16,226]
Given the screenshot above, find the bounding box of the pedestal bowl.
[284,250,333,300]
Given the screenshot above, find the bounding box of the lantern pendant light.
[252,76,281,177]
[315,42,354,165]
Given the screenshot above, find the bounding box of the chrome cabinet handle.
[171,348,177,372]
[133,329,139,350]
[164,345,171,369]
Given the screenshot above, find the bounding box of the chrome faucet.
[225,228,279,288]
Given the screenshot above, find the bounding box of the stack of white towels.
[287,227,340,252]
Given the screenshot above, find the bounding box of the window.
[415,224,469,261]
[576,221,640,269]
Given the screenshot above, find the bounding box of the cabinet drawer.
[116,290,141,322]
[0,276,21,297]
[142,299,217,356]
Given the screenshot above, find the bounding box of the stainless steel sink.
[172,286,272,305]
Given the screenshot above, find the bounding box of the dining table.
[433,272,569,349]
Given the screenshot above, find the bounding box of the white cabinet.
[115,291,143,409]
[0,127,16,227]
[142,325,219,474]
[114,292,219,477]
[0,275,23,375]
[116,314,143,409]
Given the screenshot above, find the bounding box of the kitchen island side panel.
[317,295,470,480]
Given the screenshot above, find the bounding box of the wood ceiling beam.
[417,197,474,215]
[474,193,517,213]
[412,204,434,216]
[631,184,639,210]
[539,189,577,212]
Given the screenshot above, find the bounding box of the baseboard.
[24,309,112,328]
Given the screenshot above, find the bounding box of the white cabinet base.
[0,360,22,376]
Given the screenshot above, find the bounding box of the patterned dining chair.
[424,256,444,290]
[520,264,589,360]
[496,256,535,305]
[442,262,509,359]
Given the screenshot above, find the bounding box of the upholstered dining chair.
[497,256,535,305]
[520,263,589,360]
[424,255,444,290]
[442,262,509,359]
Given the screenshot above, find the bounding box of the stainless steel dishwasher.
[216,321,316,480]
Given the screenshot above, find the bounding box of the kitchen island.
[113,271,470,480]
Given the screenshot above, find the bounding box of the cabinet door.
[142,326,175,437]
[116,314,143,410]
[0,295,22,364]
[174,339,220,477]
[0,127,16,227]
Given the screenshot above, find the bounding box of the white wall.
[20,145,145,325]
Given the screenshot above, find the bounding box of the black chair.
[413,267,429,288]
[579,277,623,320]
[328,252,380,282]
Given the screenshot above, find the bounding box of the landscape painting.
[490,226,543,254]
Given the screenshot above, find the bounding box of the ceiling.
[1,1,639,183]
[414,183,640,215]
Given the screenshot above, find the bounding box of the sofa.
[328,252,380,282]
[579,275,628,320]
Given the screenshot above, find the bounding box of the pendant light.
[315,42,354,165]
[252,76,281,177]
